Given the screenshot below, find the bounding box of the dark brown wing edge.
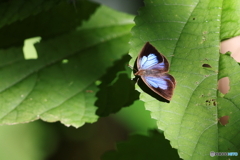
[137,42,169,72]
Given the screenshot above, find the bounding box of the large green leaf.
[0,0,61,28]
[0,5,135,128]
[218,53,240,155]
[129,0,240,159]
[0,0,99,48]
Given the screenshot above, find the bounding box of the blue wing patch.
[145,76,168,90]
[140,53,166,71]
[140,54,159,69]
[149,61,165,70]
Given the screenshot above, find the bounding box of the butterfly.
[134,42,176,101]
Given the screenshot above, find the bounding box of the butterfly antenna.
[127,64,137,72]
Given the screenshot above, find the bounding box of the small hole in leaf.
[95,80,102,86]
[205,99,217,106]
[219,115,229,125]
[220,36,240,62]
[23,36,41,59]
[62,59,69,64]
[202,63,212,68]
[205,100,210,105]
[193,17,195,20]
[218,77,230,94]
[212,99,217,106]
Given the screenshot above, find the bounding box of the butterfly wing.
[137,42,169,72]
[135,42,175,100]
[141,73,176,100]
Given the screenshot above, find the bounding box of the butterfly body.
[136,69,164,77]
[135,42,176,101]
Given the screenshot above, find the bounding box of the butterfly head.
[134,70,146,76]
